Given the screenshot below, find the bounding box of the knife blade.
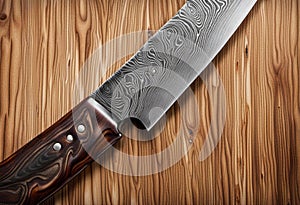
[93,0,257,131]
[0,0,256,204]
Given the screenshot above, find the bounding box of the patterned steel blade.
[91,0,256,130]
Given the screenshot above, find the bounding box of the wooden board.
[0,0,299,204]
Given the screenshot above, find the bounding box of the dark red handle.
[0,98,122,205]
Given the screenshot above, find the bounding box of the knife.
[0,0,256,204]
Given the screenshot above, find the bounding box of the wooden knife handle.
[0,98,122,205]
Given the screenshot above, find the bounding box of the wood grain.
[0,0,299,204]
[0,98,122,204]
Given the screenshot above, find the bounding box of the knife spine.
[0,98,122,205]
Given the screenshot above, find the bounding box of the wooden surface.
[0,0,299,204]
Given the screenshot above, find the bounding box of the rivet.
[188,139,193,144]
[66,134,74,142]
[53,142,62,151]
[77,124,86,133]
[152,69,157,74]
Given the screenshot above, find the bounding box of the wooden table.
[0,0,299,204]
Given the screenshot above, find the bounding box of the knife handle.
[0,98,122,205]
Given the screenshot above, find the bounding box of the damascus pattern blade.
[91,0,256,130]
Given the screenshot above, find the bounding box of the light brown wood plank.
[0,0,299,204]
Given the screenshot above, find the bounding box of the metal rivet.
[77,124,86,133]
[188,139,193,144]
[53,142,62,151]
[66,134,73,142]
[152,69,157,74]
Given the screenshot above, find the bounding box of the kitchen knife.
[0,0,256,204]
